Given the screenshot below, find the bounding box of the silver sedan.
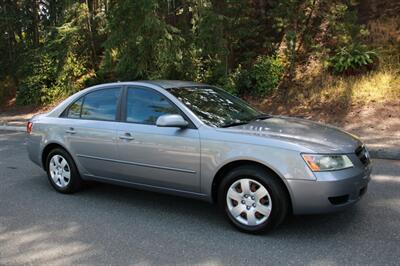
[27,80,371,233]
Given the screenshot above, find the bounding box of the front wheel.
[218,165,290,234]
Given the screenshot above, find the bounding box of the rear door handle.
[66,127,76,134]
[119,132,135,140]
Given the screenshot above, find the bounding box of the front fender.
[200,139,316,200]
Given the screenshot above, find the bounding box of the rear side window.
[65,88,121,121]
[126,87,180,125]
[67,98,83,118]
[81,88,121,121]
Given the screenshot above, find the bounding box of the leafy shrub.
[251,55,285,95]
[55,51,90,95]
[327,44,378,75]
[0,78,12,104]
[228,55,284,96]
[221,64,243,96]
[16,54,58,105]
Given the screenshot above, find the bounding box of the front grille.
[355,145,370,166]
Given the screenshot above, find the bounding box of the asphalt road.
[0,130,399,265]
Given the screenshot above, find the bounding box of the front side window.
[80,88,121,121]
[126,87,180,125]
[167,86,262,127]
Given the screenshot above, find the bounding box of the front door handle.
[119,132,135,140]
[66,127,76,134]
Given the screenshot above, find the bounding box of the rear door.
[62,87,122,178]
[115,86,201,192]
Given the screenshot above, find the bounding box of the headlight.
[302,154,353,171]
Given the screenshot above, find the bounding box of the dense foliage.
[327,44,377,75]
[0,0,377,105]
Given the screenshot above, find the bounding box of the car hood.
[221,116,362,153]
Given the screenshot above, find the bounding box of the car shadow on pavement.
[60,178,362,237]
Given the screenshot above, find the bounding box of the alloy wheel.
[49,154,71,188]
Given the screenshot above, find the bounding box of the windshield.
[167,86,263,128]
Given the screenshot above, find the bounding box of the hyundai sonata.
[27,80,371,233]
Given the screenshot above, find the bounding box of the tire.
[46,148,84,194]
[218,165,290,234]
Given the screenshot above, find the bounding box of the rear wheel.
[46,148,84,193]
[218,165,289,233]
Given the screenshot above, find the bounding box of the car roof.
[139,80,206,89]
[83,80,208,91]
[47,80,210,119]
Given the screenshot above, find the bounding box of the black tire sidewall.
[218,165,289,234]
[46,148,81,194]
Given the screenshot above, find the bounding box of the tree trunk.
[2,1,17,82]
[85,0,97,67]
[296,0,318,55]
[32,0,39,47]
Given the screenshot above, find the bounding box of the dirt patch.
[340,101,400,151]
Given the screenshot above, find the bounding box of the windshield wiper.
[221,114,272,128]
[221,121,250,128]
[251,114,272,121]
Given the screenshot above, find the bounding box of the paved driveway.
[0,131,399,265]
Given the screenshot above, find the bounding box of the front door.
[115,86,201,192]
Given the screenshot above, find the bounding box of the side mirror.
[156,114,188,128]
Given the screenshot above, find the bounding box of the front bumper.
[287,164,372,215]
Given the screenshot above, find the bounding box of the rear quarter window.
[66,98,83,118]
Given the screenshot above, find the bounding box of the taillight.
[27,122,33,134]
